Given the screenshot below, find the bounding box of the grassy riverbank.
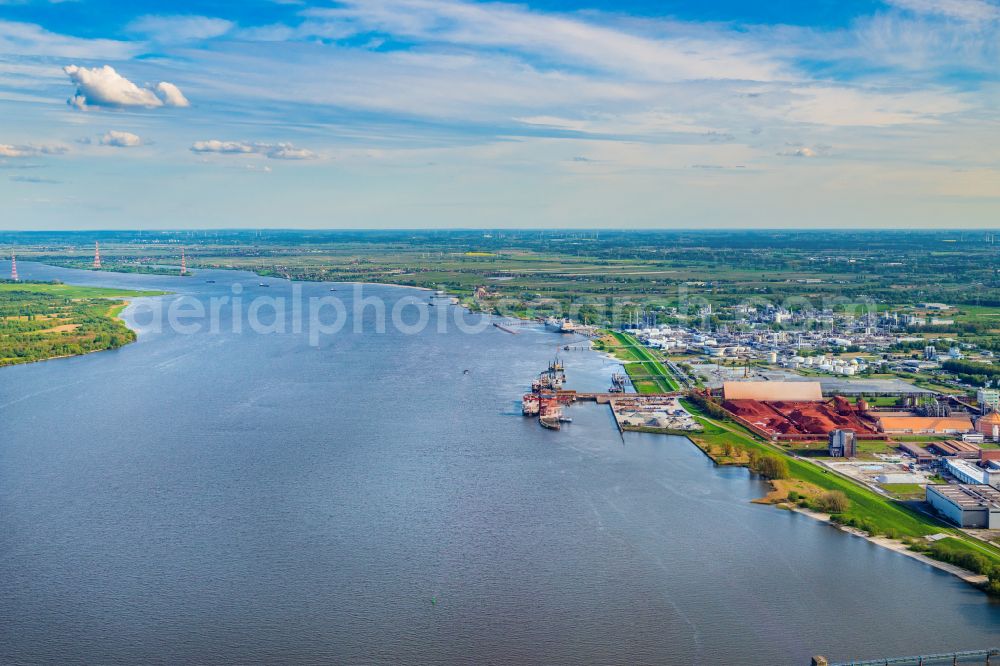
[679,396,1000,593]
[595,331,681,392]
[0,281,166,367]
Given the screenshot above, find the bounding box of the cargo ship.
[538,393,563,430]
[522,358,570,429]
[532,361,565,392]
[545,317,577,333]
[609,372,628,393]
[545,357,566,388]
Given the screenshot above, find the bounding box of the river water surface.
[0,262,998,665]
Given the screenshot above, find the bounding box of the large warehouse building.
[722,381,823,402]
[926,484,1000,528]
[876,415,973,435]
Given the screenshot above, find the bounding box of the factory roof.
[877,416,973,433]
[933,439,982,455]
[898,441,934,459]
[722,381,822,402]
[928,484,1000,510]
[980,412,1000,427]
[815,378,934,395]
[944,458,992,484]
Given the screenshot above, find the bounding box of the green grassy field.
[856,440,899,456]
[881,483,925,499]
[610,332,681,391]
[0,282,167,298]
[595,330,680,392]
[623,363,669,394]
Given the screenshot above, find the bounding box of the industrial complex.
[704,379,1000,443]
[521,304,1000,573]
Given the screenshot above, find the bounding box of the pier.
[558,390,684,403]
[527,390,699,433]
[815,648,1000,666]
[522,354,691,432]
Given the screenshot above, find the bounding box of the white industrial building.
[978,388,1000,412]
[926,484,1000,529]
[943,457,1000,487]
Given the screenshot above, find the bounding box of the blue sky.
[1,0,998,229]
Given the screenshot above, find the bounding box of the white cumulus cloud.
[99,130,142,147]
[153,81,190,107]
[191,140,317,160]
[63,64,189,110]
[0,142,67,157]
[191,140,257,154]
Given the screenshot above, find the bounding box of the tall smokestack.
[10,251,18,281]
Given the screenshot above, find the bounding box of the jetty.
[557,390,684,403]
[520,356,694,432]
[815,647,999,665]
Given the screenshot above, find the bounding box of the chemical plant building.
[828,430,857,458]
[943,458,1000,487]
[897,441,934,464]
[979,389,1000,412]
[928,439,982,459]
[926,484,1000,529]
[978,411,1000,441]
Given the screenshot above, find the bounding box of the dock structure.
[818,648,999,666]
[559,390,685,403]
[532,390,699,433]
[522,357,689,432]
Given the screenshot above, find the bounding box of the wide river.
[1,263,998,665]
